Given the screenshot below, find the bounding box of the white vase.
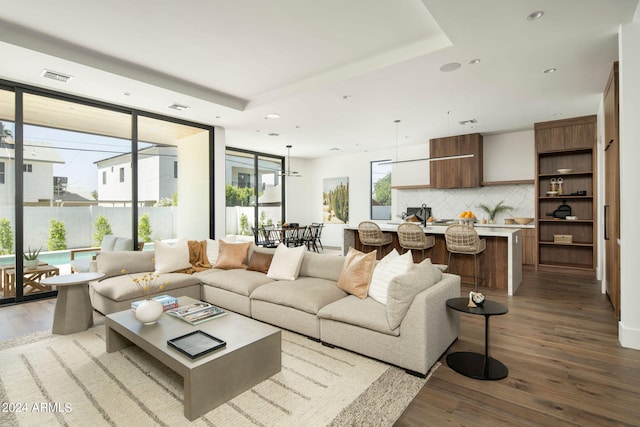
[135,299,163,325]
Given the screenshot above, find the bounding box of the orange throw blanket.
[175,240,211,274]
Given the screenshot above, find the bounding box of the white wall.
[618,16,640,350]
[483,131,535,182]
[177,131,210,240]
[213,127,227,239]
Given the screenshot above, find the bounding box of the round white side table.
[41,272,105,335]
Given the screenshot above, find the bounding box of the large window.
[225,149,284,238]
[0,82,213,305]
[371,160,392,220]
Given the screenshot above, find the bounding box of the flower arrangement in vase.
[124,270,168,325]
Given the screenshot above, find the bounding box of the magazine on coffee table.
[166,301,226,325]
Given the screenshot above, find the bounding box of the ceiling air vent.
[41,69,73,83]
[458,119,478,126]
[168,103,189,111]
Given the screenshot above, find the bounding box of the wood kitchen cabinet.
[534,115,597,274]
[521,228,536,267]
[429,133,482,188]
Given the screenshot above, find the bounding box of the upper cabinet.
[429,133,483,188]
[535,117,595,153]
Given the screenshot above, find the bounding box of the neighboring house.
[96,145,177,206]
[0,141,65,206]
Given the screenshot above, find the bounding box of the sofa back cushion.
[96,251,155,279]
[299,251,346,282]
[113,237,134,251]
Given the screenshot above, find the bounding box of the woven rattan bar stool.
[397,223,435,261]
[444,224,486,291]
[357,221,393,258]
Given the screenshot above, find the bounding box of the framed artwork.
[323,177,349,223]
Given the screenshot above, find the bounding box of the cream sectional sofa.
[88,245,460,376]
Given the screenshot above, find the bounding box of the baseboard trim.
[619,320,640,350]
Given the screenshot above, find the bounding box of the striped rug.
[0,323,436,426]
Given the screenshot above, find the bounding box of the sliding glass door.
[0,81,214,305]
[225,149,284,238]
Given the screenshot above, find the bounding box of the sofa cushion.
[154,240,191,273]
[299,251,346,281]
[318,295,399,336]
[101,235,118,251]
[214,240,252,270]
[267,244,305,280]
[91,272,201,302]
[199,269,274,296]
[96,251,155,279]
[250,277,347,315]
[368,249,414,305]
[113,237,134,251]
[337,247,376,299]
[247,251,274,274]
[386,258,443,329]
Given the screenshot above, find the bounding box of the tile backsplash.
[394,184,535,223]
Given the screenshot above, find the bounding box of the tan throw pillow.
[247,251,274,274]
[337,247,377,299]
[213,240,252,270]
[386,258,443,329]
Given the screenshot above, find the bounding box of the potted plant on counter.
[477,201,513,224]
[24,246,41,269]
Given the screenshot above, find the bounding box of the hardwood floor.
[397,269,640,426]
[1,270,638,426]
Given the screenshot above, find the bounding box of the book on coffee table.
[166,301,226,325]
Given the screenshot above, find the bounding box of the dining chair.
[357,221,393,258]
[444,224,486,291]
[311,222,324,251]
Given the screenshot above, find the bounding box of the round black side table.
[446,297,509,380]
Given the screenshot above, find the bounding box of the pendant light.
[279,145,301,177]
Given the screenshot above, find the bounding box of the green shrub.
[0,217,13,255]
[94,215,112,246]
[138,213,152,243]
[48,219,67,251]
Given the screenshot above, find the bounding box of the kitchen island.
[344,223,522,295]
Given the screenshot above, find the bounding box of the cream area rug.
[0,323,437,426]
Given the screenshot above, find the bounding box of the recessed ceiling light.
[342,95,351,100]
[469,59,481,65]
[123,92,131,96]
[440,62,461,72]
[168,103,189,111]
[527,11,544,21]
[459,119,478,125]
[264,113,280,119]
[544,68,557,74]
[553,112,563,117]
[329,147,341,151]
[267,133,279,137]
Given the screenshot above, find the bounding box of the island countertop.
[344,222,522,295]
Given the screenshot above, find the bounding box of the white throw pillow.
[154,239,191,273]
[267,244,306,280]
[368,249,414,305]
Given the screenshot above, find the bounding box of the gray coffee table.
[105,296,281,420]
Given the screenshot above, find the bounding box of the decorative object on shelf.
[556,177,564,195]
[546,190,558,196]
[23,246,41,269]
[467,291,486,307]
[477,201,513,224]
[514,217,534,225]
[557,168,573,174]
[134,299,164,325]
[554,234,573,244]
[549,201,572,219]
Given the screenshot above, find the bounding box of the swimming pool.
[0,243,155,267]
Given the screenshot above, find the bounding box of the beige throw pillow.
[386,258,443,329]
[214,240,252,270]
[337,247,377,299]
